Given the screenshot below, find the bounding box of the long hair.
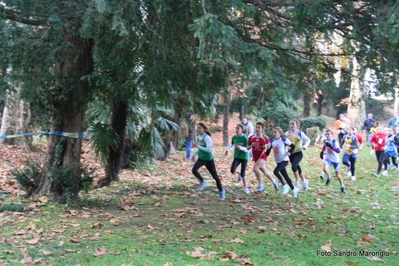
[274,126,285,138]
[290,119,300,128]
[198,122,211,136]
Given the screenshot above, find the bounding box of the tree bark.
[96,98,127,188]
[0,87,36,151]
[32,36,93,204]
[223,102,230,146]
[394,86,399,115]
[347,54,366,129]
[302,91,312,117]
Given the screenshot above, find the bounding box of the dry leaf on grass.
[110,218,121,226]
[321,243,331,252]
[42,250,52,256]
[93,247,107,257]
[367,256,385,262]
[224,251,238,259]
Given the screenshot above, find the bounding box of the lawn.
[0,143,398,265]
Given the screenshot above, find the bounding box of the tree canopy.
[2,0,399,203]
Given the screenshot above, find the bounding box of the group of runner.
[190,118,310,200]
[189,115,399,201]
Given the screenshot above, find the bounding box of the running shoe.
[296,180,302,190]
[257,184,265,192]
[244,187,250,194]
[303,179,309,190]
[325,176,332,185]
[273,181,279,191]
[281,184,290,195]
[319,174,324,180]
[219,189,226,200]
[373,173,380,178]
[381,170,388,177]
[341,186,345,193]
[389,164,396,170]
[198,181,207,191]
[292,187,299,198]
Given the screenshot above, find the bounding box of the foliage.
[299,116,327,132]
[0,202,27,212]
[259,101,298,137]
[124,139,153,171]
[11,161,41,197]
[365,98,390,121]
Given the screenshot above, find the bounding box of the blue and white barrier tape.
[0,131,84,140]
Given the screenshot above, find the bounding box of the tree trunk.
[0,87,36,151]
[394,86,399,115]
[223,102,229,146]
[303,91,312,117]
[347,55,366,129]
[32,36,93,204]
[96,98,127,188]
[239,98,245,120]
[258,87,264,111]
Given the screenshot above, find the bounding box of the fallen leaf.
[42,250,53,256]
[361,234,376,243]
[110,218,121,226]
[367,256,384,262]
[20,248,32,264]
[224,251,238,259]
[26,238,41,245]
[228,238,244,243]
[93,247,107,257]
[321,243,331,252]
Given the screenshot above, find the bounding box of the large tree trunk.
[96,98,127,188]
[302,91,312,117]
[32,36,93,204]
[0,87,36,151]
[347,55,366,129]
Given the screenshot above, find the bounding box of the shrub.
[299,116,327,132]
[0,202,27,212]
[12,161,41,197]
[259,102,298,136]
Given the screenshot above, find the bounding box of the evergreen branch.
[2,6,48,26]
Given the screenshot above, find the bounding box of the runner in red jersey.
[247,122,278,192]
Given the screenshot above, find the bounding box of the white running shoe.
[296,180,302,190]
[303,179,309,190]
[198,181,207,191]
[351,176,356,181]
[244,187,250,194]
[381,170,388,177]
[257,184,265,192]
[281,184,290,195]
[292,187,299,198]
[347,171,351,176]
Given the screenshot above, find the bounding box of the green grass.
[1,145,398,265]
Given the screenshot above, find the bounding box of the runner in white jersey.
[314,128,327,180]
[266,127,297,197]
[322,129,345,193]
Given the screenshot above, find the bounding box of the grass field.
[1,143,398,265]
